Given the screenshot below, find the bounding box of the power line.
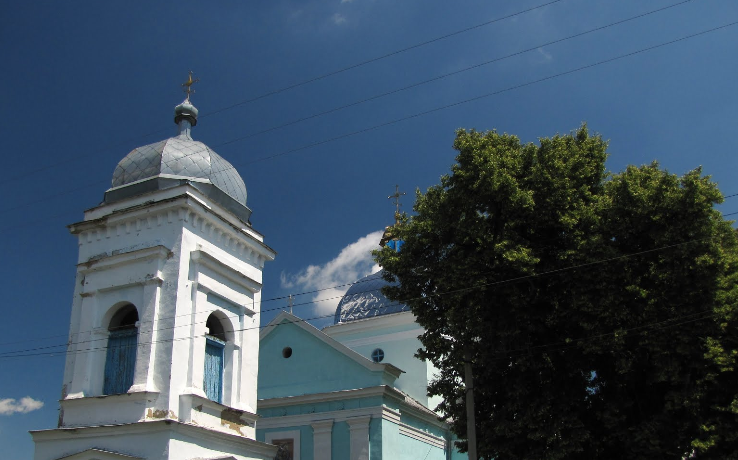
[0,301,721,363]
[0,233,728,358]
[0,0,565,188]
[0,0,704,214]
[210,0,696,148]
[228,20,738,167]
[197,0,566,120]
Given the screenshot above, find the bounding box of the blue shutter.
[103,328,137,395]
[204,337,225,403]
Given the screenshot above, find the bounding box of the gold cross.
[388,185,406,223]
[181,71,199,100]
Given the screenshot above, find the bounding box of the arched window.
[103,304,138,395]
[204,313,227,403]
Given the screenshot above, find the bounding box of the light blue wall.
[259,319,394,399]
[331,421,350,460]
[350,337,430,405]
[258,395,385,419]
[369,417,382,460]
[380,419,447,460]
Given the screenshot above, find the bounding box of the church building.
[256,241,464,460]
[30,84,464,460]
[31,90,278,460]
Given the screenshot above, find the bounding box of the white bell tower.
[32,85,278,460]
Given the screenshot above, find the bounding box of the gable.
[55,448,143,460]
[259,317,396,400]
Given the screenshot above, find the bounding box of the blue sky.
[2,0,738,457]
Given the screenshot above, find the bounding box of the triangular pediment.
[55,448,143,460]
[259,311,403,399]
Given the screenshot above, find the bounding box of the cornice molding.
[78,245,171,274]
[323,311,416,337]
[69,189,275,264]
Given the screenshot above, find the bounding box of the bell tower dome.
[31,83,278,460]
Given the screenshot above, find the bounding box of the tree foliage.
[374,126,738,459]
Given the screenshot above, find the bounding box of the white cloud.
[281,230,383,318]
[340,0,354,3]
[0,397,44,415]
[331,13,347,25]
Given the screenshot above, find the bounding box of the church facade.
[256,271,464,460]
[32,96,278,460]
[31,91,464,460]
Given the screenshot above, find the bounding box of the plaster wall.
[324,313,438,407]
[57,188,273,444]
[32,422,277,460]
[258,321,391,399]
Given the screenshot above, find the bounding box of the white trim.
[55,448,144,460]
[338,328,424,348]
[258,385,404,409]
[31,420,278,457]
[399,423,446,449]
[346,416,371,460]
[311,420,333,460]
[191,249,262,294]
[78,245,171,274]
[265,429,301,460]
[71,187,275,257]
[323,311,416,336]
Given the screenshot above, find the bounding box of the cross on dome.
[181,70,199,101]
[388,184,406,224]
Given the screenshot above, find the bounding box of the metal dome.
[111,135,247,206]
[334,270,410,324]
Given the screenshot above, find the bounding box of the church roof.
[111,135,247,206]
[333,270,410,324]
[104,97,251,222]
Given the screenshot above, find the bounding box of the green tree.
[374,126,738,459]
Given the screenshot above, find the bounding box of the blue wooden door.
[103,328,137,395]
[204,337,225,403]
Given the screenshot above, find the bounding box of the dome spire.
[380,185,406,251]
[174,71,200,138]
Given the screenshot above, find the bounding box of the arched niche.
[103,303,139,395]
[203,311,234,404]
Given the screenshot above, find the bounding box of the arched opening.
[204,312,228,403]
[103,304,139,395]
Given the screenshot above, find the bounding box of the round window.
[371,348,385,363]
[282,347,293,358]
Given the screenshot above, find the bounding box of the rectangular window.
[103,328,137,395]
[273,439,295,460]
[204,336,225,403]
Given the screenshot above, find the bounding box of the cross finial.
[388,185,406,224]
[181,71,199,101]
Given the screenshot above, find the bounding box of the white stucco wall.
[46,185,276,459]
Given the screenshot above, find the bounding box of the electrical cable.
[0,232,730,358]
[209,0,696,148]
[0,0,706,214]
[0,0,566,187]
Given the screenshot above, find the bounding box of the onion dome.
[105,97,252,222]
[333,270,410,324]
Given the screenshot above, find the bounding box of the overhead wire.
[0,0,566,188]
[0,232,731,359]
[3,9,737,348]
[210,0,697,148]
[1,300,723,363]
[0,0,703,216]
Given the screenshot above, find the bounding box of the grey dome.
[111,135,247,206]
[334,270,410,324]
